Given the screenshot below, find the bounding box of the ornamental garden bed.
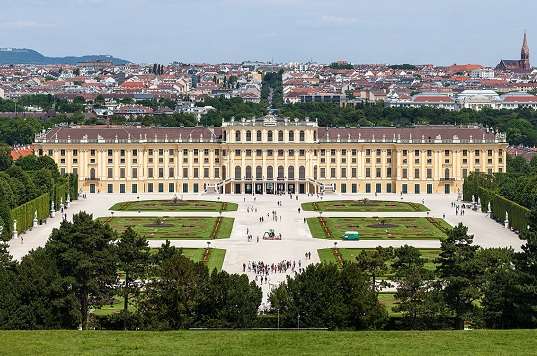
[307,217,450,240]
[98,216,234,240]
[318,248,441,274]
[109,199,238,212]
[302,200,429,212]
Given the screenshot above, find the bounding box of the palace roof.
[36,123,504,144]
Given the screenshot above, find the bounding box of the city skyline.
[1,0,535,65]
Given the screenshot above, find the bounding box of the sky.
[1,0,536,65]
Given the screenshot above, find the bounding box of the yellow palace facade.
[33,115,507,195]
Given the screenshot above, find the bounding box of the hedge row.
[68,173,78,200]
[478,187,530,233]
[10,193,50,234]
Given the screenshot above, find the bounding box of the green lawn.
[92,296,137,317]
[98,217,234,240]
[2,330,537,355]
[318,248,440,274]
[378,292,400,316]
[307,217,450,240]
[181,248,226,273]
[302,200,428,212]
[110,199,238,212]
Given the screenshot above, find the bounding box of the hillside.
[0,48,130,65]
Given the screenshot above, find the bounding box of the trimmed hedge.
[10,193,49,234]
[54,182,68,209]
[478,187,530,233]
[68,173,78,200]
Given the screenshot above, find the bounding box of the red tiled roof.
[11,145,34,160]
[502,95,537,103]
[413,95,454,103]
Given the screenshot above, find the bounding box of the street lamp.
[207,241,211,249]
[334,241,338,248]
[297,313,301,330]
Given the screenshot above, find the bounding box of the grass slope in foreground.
[302,199,429,212]
[307,217,450,240]
[98,217,234,239]
[1,330,537,355]
[110,199,238,212]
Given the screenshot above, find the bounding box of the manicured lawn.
[318,248,440,274]
[98,217,234,239]
[92,296,136,317]
[302,200,428,212]
[2,330,537,355]
[378,292,400,316]
[307,217,451,240]
[110,199,238,212]
[181,248,226,273]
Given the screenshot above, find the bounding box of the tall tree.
[269,263,386,329]
[15,248,79,329]
[355,246,393,294]
[137,253,208,329]
[512,209,537,327]
[477,247,519,328]
[0,144,12,171]
[46,212,117,329]
[436,223,480,330]
[392,246,442,329]
[116,227,150,327]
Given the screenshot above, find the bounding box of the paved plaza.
[8,192,523,303]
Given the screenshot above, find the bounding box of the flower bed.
[209,217,223,239]
[332,248,344,268]
[318,217,334,239]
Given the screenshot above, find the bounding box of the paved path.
[9,192,523,303]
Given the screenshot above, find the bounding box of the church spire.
[521,31,530,70]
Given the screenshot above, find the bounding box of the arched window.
[444,168,450,179]
[278,130,284,142]
[223,130,227,142]
[90,168,96,179]
[256,166,262,179]
[313,131,317,141]
[299,166,306,180]
[268,131,273,142]
[222,166,226,180]
[288,131,294,142]
[245,166,252,179]
[299,130,305,142]
[234,166,241,180]
[277,165,284,179]
[288,166,295,180]
[314,165,318,180]
[256,130,262,141]
[246,130,252,142]
[235,130,241,142]
[267,166,274,180]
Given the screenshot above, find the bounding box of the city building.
[33,115,507,196]
[496,32,531,73]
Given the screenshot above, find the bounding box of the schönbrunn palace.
[33,115,507,195]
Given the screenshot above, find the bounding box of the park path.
[9,192,523,304]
